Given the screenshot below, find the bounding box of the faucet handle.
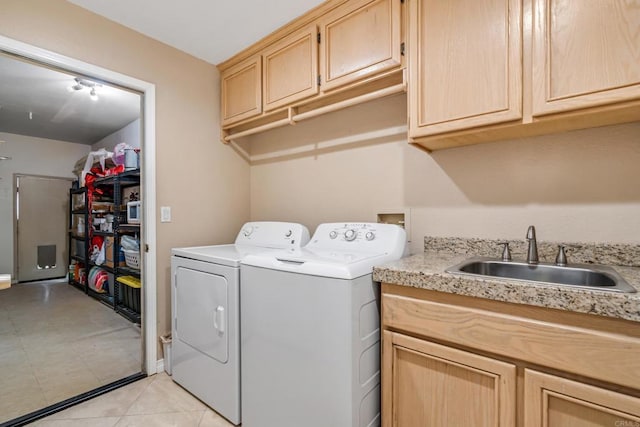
[555,245,568,266]
[498,242,512,262]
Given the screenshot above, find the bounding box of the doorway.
[0,34,157,425]
[15,175,72,282]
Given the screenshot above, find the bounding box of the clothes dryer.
[170,222,310,425]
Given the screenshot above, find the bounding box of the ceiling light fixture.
[68,77,101,100]
[0,156,11,161]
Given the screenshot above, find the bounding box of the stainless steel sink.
[445,257,637,293]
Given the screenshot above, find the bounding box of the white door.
[175,266,228,363]
[16,175,71,282]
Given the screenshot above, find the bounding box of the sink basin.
[445,257,636,293]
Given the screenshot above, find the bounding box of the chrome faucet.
[526,225,539,264]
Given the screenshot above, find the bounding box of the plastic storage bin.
[116,275,141,312]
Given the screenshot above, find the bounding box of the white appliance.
[170,222,310,425]
[240,222,407,427]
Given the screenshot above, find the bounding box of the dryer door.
[175,267,228,363]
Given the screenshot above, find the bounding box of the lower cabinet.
[381,284,640,427]
[383,331,516,427]
[524,370,640,427]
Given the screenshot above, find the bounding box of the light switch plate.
[160,206,171,223]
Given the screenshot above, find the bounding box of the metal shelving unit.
[94,169,142,324]
[68,187,89,292]
[69,170,142,324]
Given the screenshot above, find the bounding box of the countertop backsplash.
[424,236,640,268]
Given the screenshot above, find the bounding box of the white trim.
[0,35,158,375]
[156,358,165,374]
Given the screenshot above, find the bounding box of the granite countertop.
[373,239,640,323]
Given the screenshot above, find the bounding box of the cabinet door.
[408,0,522,137]
[524,369,640,427]
[532,0,640,116]
[382,331,516,427]
[318,0,401,92]
[263,25,319,112]
[220,55,262,127]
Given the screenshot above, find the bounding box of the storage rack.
[92,169,142,324]
[68,169,142,324]
[68,187,89,292]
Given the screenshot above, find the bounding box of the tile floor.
[0,279,141,423]
[34,372,234,426]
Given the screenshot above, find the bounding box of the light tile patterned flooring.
[0,279,141,424]
[34,372,234,426]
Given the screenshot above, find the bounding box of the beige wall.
[0,0,250,343]
[0,132,90,277]
[248,94,640,254]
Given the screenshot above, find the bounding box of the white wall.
[248,96,640,255]
[0,132,90,276]
[92,118,140,151]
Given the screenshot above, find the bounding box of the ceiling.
[0,1,325,146]
[0,53,141,145]
[67,0,327,65]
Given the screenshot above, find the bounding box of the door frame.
[13,173,75,282]
[0,34,158,375]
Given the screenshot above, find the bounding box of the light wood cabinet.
[383,330,516,427]
[524,369,640,427]
[382,284,640,427]
[318,0,402,92]
[408,0,522,138]
[532,0,640,116]
[263,25,319,112]
[218,0,405,142]
[220,55,262,126]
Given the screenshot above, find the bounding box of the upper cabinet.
[263,25,319,112]
[218,0,405,142]
[408,0,522,138]
[220,55,262,127]
[318,0,402,92]
[219,0,640,149]
[531,0,640,116]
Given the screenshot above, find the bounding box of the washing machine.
[240,222,406,427]
[170,221,310,425]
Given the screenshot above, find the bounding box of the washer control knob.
[329,231,338,239]
[243,226,254,236]
[365,231,375,241]
[344,229,357,241]
[285,229,292,238]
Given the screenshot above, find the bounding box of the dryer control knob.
[365,231,375,241]
[329,231,338,239]
[344,229,357,241]
[243,226,254,236]
[285,229,292,238]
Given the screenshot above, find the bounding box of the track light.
[69,77,101,100]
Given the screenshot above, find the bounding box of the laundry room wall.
[0,132,90,277]
[92,119,141,151]
[0,0,250,351]
[247,96,640,254]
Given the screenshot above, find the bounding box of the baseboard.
[156,358,164,373]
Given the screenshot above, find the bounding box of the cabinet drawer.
[382,291,640,390]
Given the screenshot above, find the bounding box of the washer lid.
[172,244,286,267]
[241,248,390,279]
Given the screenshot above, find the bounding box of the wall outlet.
[160,206,171,223]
